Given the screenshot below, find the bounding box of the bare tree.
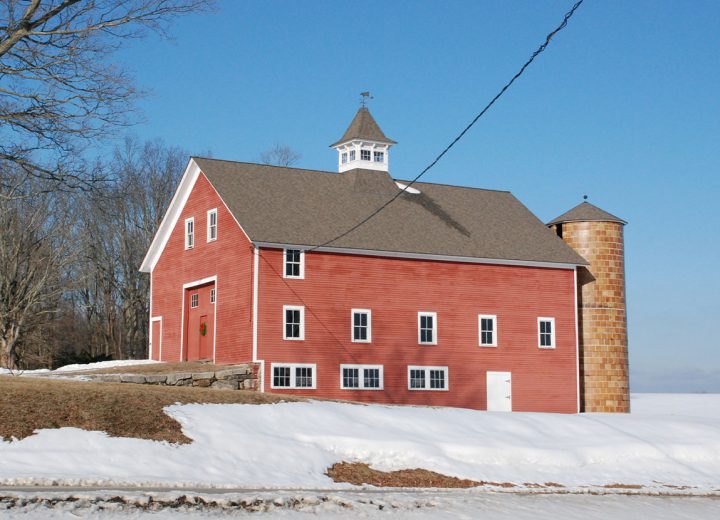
[78,138,183,360]
[260,143,301,167]
[0,170,77,369]
[0,0,212,197]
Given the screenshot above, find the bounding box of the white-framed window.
[351,309,372,343]
[185,217,194,249]
[283,305,305,340]
[210,288,216,304]
[408,366,449,391]
[207,208,217,242]
[361,149,371,161]
[271,363,316,389]
[373,151,384,163]
[190,293,199,308]
[478,314,498,347]
[349,150,356,161]
[284,249,304,279]
[418,312,437,345]
[341,152,348,164]
[538,317,556,348]
[340,364,383,390]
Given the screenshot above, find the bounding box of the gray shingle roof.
[195,158,587,266]
[548,201,626,226]
[330,107,397,147]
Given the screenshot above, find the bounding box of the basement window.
[408,366,448,391]
[341,364,383,390]
[271,363,316,389]
[538,317,556,349]
[283,305,305,340]
[284,249,304,279]
[418,312,437,345]
[479,315,497,347]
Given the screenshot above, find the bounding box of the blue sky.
[116,0,719,392]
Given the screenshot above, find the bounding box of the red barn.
[141,108,628,414]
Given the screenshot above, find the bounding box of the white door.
[486,371,512,412]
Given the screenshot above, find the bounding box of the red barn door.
[184,282,215,361]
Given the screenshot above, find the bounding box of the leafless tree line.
[0,139,182,369]
[1,0,213,198]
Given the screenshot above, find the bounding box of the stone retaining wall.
[92,363,260,391]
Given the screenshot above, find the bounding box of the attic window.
[361,149,371,161]
[349,150,356,161]
[373,151,384,163]
[341,152,348,164]
[185,218,194,249]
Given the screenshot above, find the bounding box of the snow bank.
[0,359,158,377]
[0,394,718,491]
[53,359,159,372]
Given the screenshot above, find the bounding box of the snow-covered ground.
[0,359,158,376]
[1,393,719,493]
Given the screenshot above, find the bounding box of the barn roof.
[548,201,627,226]
[330,107,397,147]
[193,157,587,266]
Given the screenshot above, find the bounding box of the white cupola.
[330,107,396,173]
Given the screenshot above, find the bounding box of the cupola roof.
[330,107,397,147]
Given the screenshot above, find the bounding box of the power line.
[309,0,585,252]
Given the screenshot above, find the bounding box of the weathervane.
[359,91,373,107]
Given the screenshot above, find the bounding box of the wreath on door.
[199,322,207,336]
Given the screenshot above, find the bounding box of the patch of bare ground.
[601,483,644,489]
[326,462,518,489]
[0,376,301,444]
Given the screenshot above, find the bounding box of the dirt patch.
[326,462,513,488]
[0,375,301,444]
[602,483,644,489]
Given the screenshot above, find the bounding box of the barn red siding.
[150,173,254,363]
[256,248,578,413]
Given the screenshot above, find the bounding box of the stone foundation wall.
[95,363,260,391]
[554,221,629,413]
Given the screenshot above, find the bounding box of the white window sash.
[340,364,383,390]
[185,217,194,249]
[283,305,305,340]
[270,363,316,389]
[478,314,498,347]
[538,317,556,349]
[417,312,437,345]
[350,309,372,343]
[283,249,305,279]
[207,209,218,242]
[407,365,449,391]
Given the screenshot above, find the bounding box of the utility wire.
[308,0,584,252]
